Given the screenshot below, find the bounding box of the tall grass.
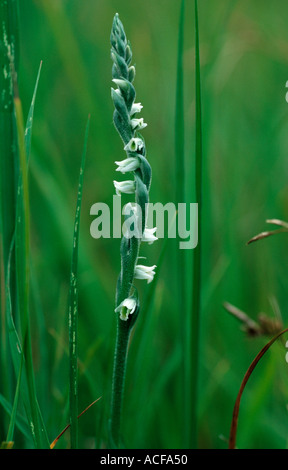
[0,0,19,438]
[1,0,49,448]
[174,0,188,447]
[175,0,203,448]
[68,116,90,449]
[190,0,203,449]
[15,62,50,449]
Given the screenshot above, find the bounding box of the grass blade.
[0,2,20,427]
[190,0,203,448]
[5,354,24,443]
[175,0,185,210]
[1,1,48,448]
[0,392,31,441]
[4,236,34,443]
[14,81,50,449]
[175,0,190,446]
[0,0,19,269]
[25,60,42,163]
[68,115,90,449]
[51,397,101,449]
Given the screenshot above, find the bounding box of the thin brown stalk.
[229,328,288,449]
[50,397,101,449]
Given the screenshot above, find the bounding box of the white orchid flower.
[142,227,158,244]
[134,264,157,284]
[113,180,136,196]
[115,297,137,321]
[115,157,140,174]
[124,137,144,153]
[130,118,147,131]
[130,102,143,115]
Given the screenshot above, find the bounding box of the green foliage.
[1,0,288,450]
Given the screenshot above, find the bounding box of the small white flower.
[142,227,158,244]
[124,137,144,153]
[113,180,136,196]
[130,118,147,131]
[130,102,143,115]
[115,157,140,174]
[134,264,157,284]
[115,297,137,321]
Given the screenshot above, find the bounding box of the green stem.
[109,320,131,448]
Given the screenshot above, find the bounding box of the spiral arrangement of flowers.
[109,13,157,447]
[111,13,157,324]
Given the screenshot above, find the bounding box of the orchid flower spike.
[110,12,157,448]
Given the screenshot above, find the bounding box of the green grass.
[189,0,203,449]
[68,115,90,449]
[174,0,188,447]
[1,0,288,450]
[14,51,50,451]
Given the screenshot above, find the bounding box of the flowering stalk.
[108,13,157,448]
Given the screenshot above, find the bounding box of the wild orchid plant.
[108,13,157,448]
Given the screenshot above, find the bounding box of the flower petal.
[115,157,140,173]
[134,264,157,284]
[115,297,137,321]
[130,118,147,131]
[142,227,158,244]
[113,180,135,195]
[130,102,143,115]
[124,137,144,153]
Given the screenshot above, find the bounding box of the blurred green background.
[2,0,288,449]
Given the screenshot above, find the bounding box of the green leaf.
[189,0,203,449]
[24,61,42,163]
[0,391,31,442]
